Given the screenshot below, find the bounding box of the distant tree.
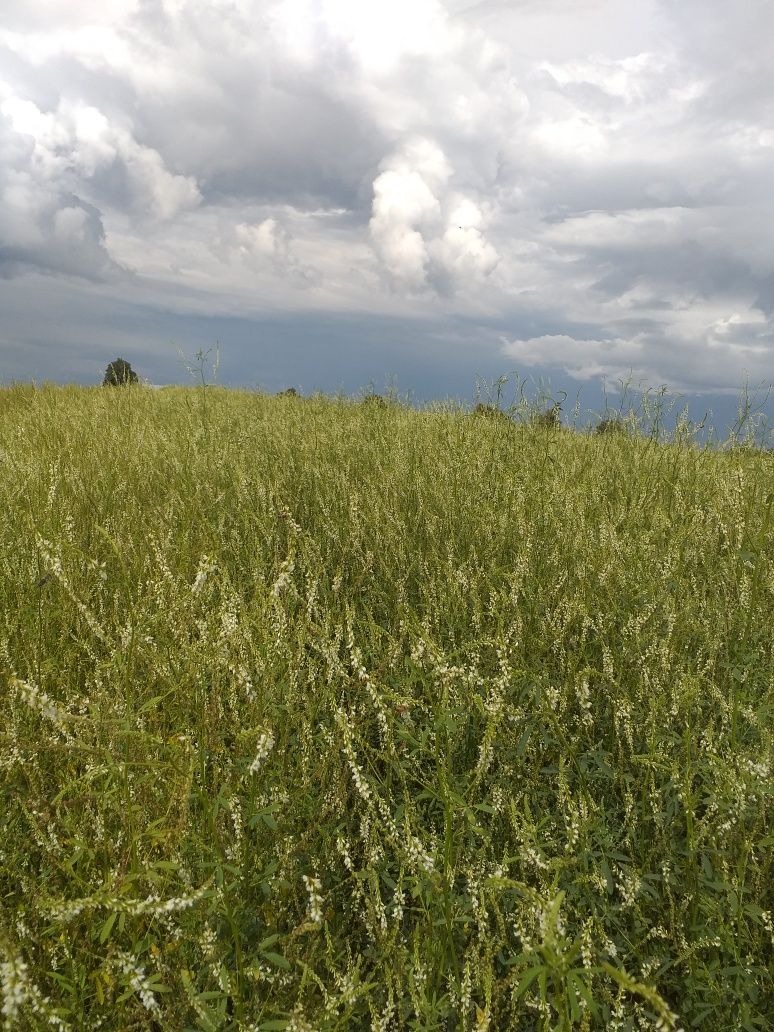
[362,392,387,408]
[103,357,139,386]
[474,402,509,420]
[277,387,300,397]
[595,416,626,435]
[531,405,562,429]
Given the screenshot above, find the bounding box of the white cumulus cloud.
[501,333,646,382]
[369,138,498,292]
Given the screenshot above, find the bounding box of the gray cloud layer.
[1,0,774,395]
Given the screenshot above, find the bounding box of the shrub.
[473,403,510,420]
[362,392,387,408]
[102,357,139,387]
[277,387,300,398]
[531,405,561,429]
[596,416,626,435]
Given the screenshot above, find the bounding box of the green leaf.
[600,858,614,895]
[516,725,533,755]
[572,972,599,1016]
[146,979,172,994]
[691,1006,716,1025]
[99,911,117,944]
[194,1005,222,1032]
[499,952,528,968]
[263,951,291,971]
[138,695,164,713]
[566,973,583,1021]
[514,964,545,998]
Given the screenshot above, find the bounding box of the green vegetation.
[1,383,772,1031]
[102,358,139,387]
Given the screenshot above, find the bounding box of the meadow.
[0,382,771,1031]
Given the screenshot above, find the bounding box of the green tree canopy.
[102,357,139,386]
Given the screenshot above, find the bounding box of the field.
[0,383,772,1031]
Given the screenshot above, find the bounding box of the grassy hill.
[1,384,771,1030]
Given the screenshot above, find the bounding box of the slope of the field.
[1,385,772,1030]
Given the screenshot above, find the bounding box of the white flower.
[272,560,295,597]
[117,954,160,1015]
[249,731,275,774]
[0,956,28,1023]
[302,875,324,925]
[192,555,217,594]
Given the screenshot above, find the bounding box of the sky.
[1,0,774,431]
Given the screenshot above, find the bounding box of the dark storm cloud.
[0,196,115,281]
[125,15,388,210]
[0,109,121,280]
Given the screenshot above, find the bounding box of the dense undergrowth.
[0,383,772,1030]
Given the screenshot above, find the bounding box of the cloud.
[270,0,460,73]
[230,216,317,287]
[0,0,774,399]
[0,93,201,220]
[501,333,646,382]
[369,138,498,292]
[0,104,115,279]
[369,139,447,288]
[501,308,774,395]
[235,218,291,263]
[0,81,201,282]
[658,0,774,124]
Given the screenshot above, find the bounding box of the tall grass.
[0,383,771,1031]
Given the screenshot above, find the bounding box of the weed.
[0,385,771,1030]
